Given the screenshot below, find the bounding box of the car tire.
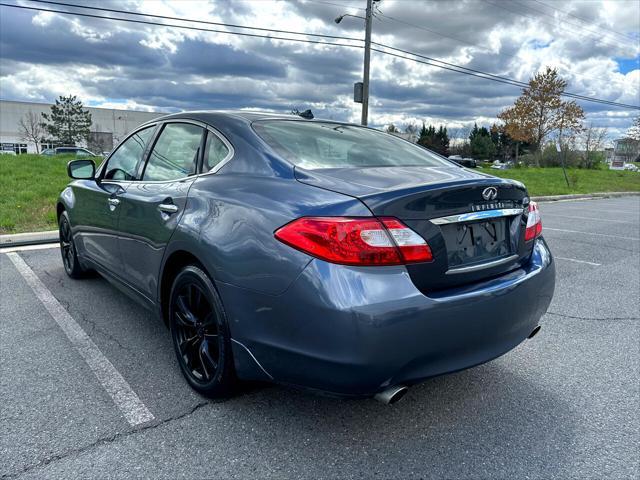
[58,211,88,279]
[169,265,236,399]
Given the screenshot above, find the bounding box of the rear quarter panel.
[169,173,371,296]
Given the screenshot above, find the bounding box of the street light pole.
[361,0,373,126]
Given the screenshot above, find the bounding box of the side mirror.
[67,159,95,180]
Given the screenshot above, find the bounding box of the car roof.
[146,110,357,127]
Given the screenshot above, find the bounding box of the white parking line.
[6,252,155,427]
[544,227,640,241]
[542,213,636,224]
[543,207,639,215]
[0,243,59,253]
[554,256,601,266]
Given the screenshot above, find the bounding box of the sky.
[0,0,638,140]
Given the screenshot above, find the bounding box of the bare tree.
[18,111,45,154]
[627,116,640,141]
[582,124,608,168]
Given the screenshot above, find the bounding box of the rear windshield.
[253,120,449,170]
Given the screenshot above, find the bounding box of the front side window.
[103,126,155,180]
[203,131,230,171]
[143,123,203,181]
[253,121,450,170]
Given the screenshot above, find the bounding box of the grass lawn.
[483,166,640,197]
[0,154,82,234]
[1,155,639,234]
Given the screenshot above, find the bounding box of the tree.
[468,123,495,159]
[18,111,45,154]
[581,124,608,168]
[41,95,92,146]
[627,116,640,141]
[498,103,535,163]
[385,124,399,133]
[498,67,585,156]
[418,123,449,156]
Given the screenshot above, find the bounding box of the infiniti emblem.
[482,187,498,201]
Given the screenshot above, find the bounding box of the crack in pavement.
[1,401,211,479]
[39,270,134,353]
[546,311,639,322]
[74,309,133,353]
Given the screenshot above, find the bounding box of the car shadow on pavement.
[220,363,578,478]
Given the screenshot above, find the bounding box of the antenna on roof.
[291,108,314,119]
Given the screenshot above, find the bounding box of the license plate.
[441,218,512,268]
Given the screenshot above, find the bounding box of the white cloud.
[0,0,637,138]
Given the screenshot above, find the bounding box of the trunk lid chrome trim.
[445,254,520,274]
[430,208,525,225]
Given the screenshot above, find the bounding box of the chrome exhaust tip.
[374,385,409,405]
[528,325,541,339]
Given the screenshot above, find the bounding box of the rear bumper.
[219,237,555,396]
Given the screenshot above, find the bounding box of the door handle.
[158,203,179,214]
[107,198,120,210]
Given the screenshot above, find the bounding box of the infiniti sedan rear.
[58,111,555,403]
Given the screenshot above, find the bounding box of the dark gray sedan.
[58,111,555,404]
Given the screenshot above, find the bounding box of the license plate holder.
[441,218,512,268]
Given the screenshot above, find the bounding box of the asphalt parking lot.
[1,196,638,479]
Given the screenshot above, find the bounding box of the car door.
[73,125,156,275]
[116,121,206,300]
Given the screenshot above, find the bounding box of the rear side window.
[143,123,203,181]
[203,131,230,171]
[103,126,155,180]
[253,121,449,170]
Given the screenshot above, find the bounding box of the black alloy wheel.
[58,211,86,278]
[169,265,235,398]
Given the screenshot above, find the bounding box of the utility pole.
[361,0,373,126]
[335,0,376,126]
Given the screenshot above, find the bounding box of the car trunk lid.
[295,166,532,292]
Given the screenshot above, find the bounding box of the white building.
[0,99,165,154]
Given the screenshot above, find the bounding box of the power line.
[371,42,638,109]
[372,45,639,109]
[39,0,606,89]
[1,1,638,110]
[531,0,638,45]
[514,0,637,48]
[481,0,632,52]
[1,2,364,48]
[32,0,363,42]
[305,0,365,11]
[375,11,494,54]
[373,10,608,88]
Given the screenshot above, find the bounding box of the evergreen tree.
[41,95,92,146]
[436,126,450,156]
[469,123,495,159]
[418,123,449,156]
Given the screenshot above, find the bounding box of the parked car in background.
[448,155,477,168]
[491,160,514,170]
[58,111,555,404]
[42,147,100,157]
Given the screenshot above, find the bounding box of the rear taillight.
[524,202,542,241]
[274,216,433,266]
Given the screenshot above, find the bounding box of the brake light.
[274,217,433,266]
[524,202,542,241]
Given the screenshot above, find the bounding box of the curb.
[0,192,638,248]
[532,192,640,203]
[0,230,58,248]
